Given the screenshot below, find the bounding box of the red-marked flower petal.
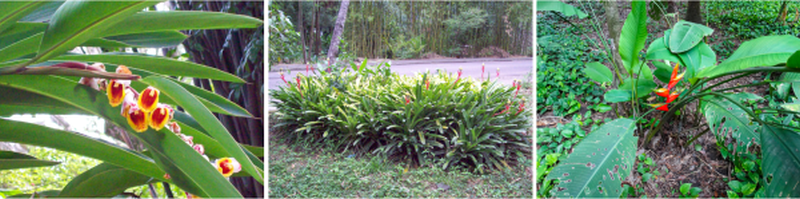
[149,104,172,130]
[107,80,126,107]
[193,144,205,155]
[215,158,237,177]
[126,106,149,132]
[653,88,670,98]
[138,87,159,113]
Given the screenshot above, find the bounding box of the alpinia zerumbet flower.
[193,144,205,155]
[180,134,194,146]
[106,79,126,107]
[215,158,242,178]
[138,87,160,113]
[149,104,174,131]
[168,122,181,134]
[126,105,149,132]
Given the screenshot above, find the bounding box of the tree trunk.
[327,0,350,62]
[685,1,702,24]
[603,0,627,85]
[314,1,321,57]
[299,1,307,63]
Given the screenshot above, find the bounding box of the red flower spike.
[296,76,301,88]
[666,91,680,103]
[496,68,500,78]
[482,63,485,79]
[648,103,669,112]
[425,80,430,90]
[653,88,670,98]
[516,101,525,116]
[306,64,309,75]
[405,95,410,105]
[280,72,287,84]
[515,81,521,97]
[668,72,685,90]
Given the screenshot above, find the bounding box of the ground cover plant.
[0,2,264,198]
[538,1,800,198]
[271,60,532,174]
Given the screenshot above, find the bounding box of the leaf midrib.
[575,120,634,197]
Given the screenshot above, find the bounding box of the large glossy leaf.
[788,50,800,68]
[0,75,242,197]
[701,93,762,154]
[34,1,158,64]
[604,89,632,103]
[678,42,716,78]
[0,2,46,34]
[645,36,681,64]
[584,62,613,83]
[140,76,264,183]
[652,61,673,83]
[59,163,153,197]
[0,150,59,170]
[547,118,637,197]
[0,85,87,116]
[102,11,264,37]
[698,35,800,77]
[536,1,587,18]
[782,72,800,99]
[0,22,47,49]
[619,1,648,74]
[18,1,64,22]
[0,117,165,181]
[84,31,187,48]
[761,125,800,197]
[0,33,41,63]
[619,77,657,98]
[52,53,245,83]
[668,21,713,54]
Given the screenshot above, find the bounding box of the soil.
[537,1,773,197]
[478,46,512,58]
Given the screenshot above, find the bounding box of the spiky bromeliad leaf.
[701,92,762,154]
[546,118,637,198]
[761,124,800,197]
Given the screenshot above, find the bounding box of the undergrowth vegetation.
[270,60,532,174]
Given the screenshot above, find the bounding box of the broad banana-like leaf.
[678,42,716,79]
[58,163,153,197]
[547,118,637,198]
[645,36,681,64]
[0,150,59,170]
[789,50,800,68]
[667,20,714,54]
[0,75,242,197]
[140,76,264,183]
[701,92,762,154]
[761,124,800,197]
[584,62,613,83]
[698,35,800,78]
[619,1,648,74]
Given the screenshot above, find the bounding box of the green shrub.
[270,61,531,173]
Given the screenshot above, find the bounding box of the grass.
[268,136,533,198]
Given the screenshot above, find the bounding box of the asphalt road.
[267,58,533,91]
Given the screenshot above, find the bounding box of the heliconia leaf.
[0,75,242,198]
[59,163,153,197]
[761,124,800,197]
[618,1,648,74]
[0,2,46,34]
[547,118,637,197]
[668,21,713,54]
[787,50,800,68]
[140,76,264,184]
[0,117,164,180]
[701,93,762,154]
[0,150,59,170]
[698,35,800,77]
[53,53,245,83]
[34,1,158,64]
[102,11,264,37]
[646,36,681,64]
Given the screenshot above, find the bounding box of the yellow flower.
[126,105,149,132]
[106,80,126,107]
[149,104,173,131]
[215,158,241,178]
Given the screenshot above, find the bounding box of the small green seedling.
[679,183,701,198]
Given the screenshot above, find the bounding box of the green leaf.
[536,1,588,18]
[0,2,46,33]
[584,62,613,83]
[728,190,739,198]
[762,125,800,197]
[698,35,800,77]
[742,183,756,195]
[34,1,158,64]
[620,77,657,98]
[52,53,245,83]
[652,61,673,83]
[690,187,702,196]
[0,33,41,63]
[0,117,164,180]
[594,103,613,113]
[668,21,713,54]
[701,93,761,153]
[102,11,264,37]
[18,1,64,22]
[59,163,153,197]
[87,31,187,48]
[0,83,88,116]
[0,150,59,170]
[619,1,648,74]
[680,183,691,195]
[788,50,800,68]
[605,89,632,103]
[0,75,241,198]
[140,76,263,183]
[646,36,681,64]
[0,22,46,48]
[781,102,800,112]
[547,119,637,197]
[677,42,716,78]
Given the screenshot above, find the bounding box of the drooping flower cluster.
[649,63,684,111]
